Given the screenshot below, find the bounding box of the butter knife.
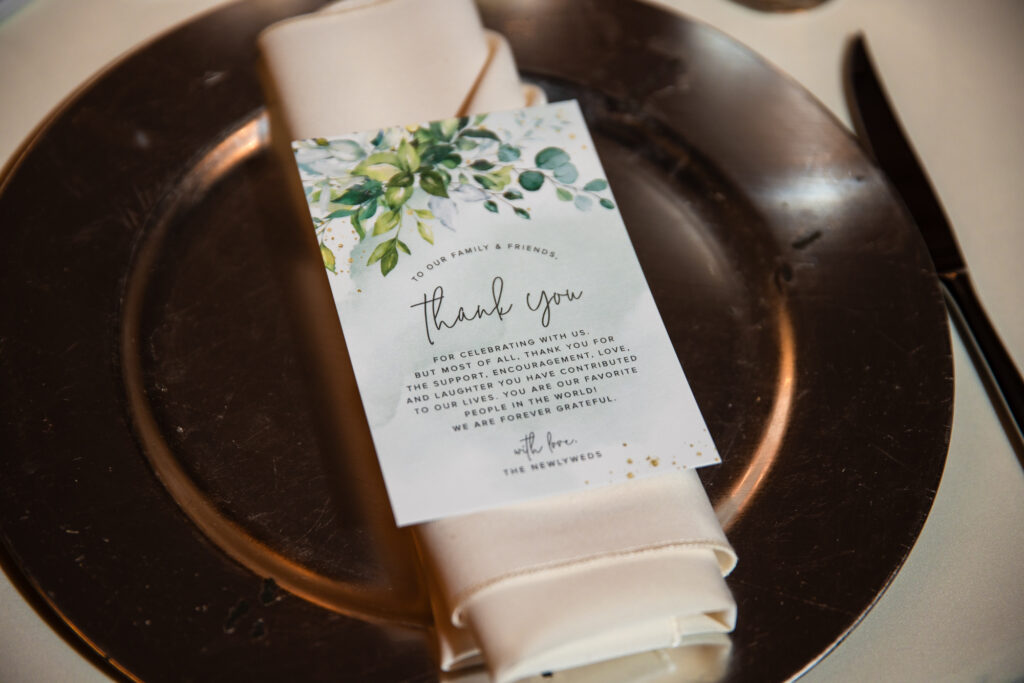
[844,35,1024,450]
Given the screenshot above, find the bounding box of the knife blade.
[844,35,1024,451]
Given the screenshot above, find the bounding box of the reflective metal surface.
[0,0,952,681]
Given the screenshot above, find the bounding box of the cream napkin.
[258,1,737,680]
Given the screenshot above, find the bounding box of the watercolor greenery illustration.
[294,111,616,277]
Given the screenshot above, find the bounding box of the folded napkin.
[258,1,738,680]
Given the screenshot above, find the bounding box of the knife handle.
[941,271,1024,449]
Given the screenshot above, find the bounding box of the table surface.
[1,0,1022,681]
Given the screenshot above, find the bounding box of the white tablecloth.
[1,1,1021,680]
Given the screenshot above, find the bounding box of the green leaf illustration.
[305,109,614,283]
[413,128,436,145]
[329,139,366,161]
[381,249,399,276]
[429,120,457,142]
[419,144,454,166]
[497,144,521,162]
[359,198,379,221]
[553,163,578,184]
[384,185,413,209]
[417,220,434,244]
[419,170,449,197]
[364,151,401,166]
[535,146,570,170]
[320,243,336,273]
[388,171,414,187]
[439,154,462,169]
[353,154,401,182]
[460,128,500,141]
[519,171,545,191]
[373,209,400,235]
[367,239,392,265]
[474,173,497,190]
[351,215,364,239]
[397,139,420,172]
[438,118,461,141]
[337,180,383,205]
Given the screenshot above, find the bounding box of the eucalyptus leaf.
[353,163,399,183]
[470,160,495,171]
[600,198,615,210]
[556,187,573,202]
[584,179,608,192]
[455,138,478,151]
[337,180,383,205]
[428,196,458,231]
[439,155,461,169]
[518,171,545,191]
[439,118,461,141]
[497,144,521,162]
[503,190,523,200]
[329,139,366,161]
[574,194,593,211]
[484,200,498,213]
[326,207,356,219]
[359,198,378,220]
[419,144,454,166]
[384,185,413,209]
[414,208,435,219]
[474,174,498,191]
[388,171,414,188]
[460,128,500,141]
[413,128,436,145]
[396,239,411,255]
[553,163,578,184]
[451,184,488,202]
[320,243,336,273]
[417,220,434,244]
[380,249,398,276]
[535,146,570,170]
[361,152,401,167]
[419,170,449,198]
[351,212,365,240]
[397,139,420,172]
[373,209,400,235]
[513,207,531,220]
[367,239,392,265]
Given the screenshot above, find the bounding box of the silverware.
[845,35,1024,453]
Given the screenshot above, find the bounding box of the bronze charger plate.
[0,0,953,681]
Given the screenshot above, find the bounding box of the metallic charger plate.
[0,0,952,681]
